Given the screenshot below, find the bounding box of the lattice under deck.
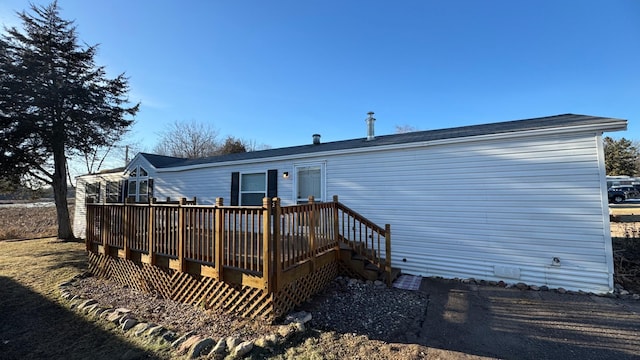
[87,252,341,320]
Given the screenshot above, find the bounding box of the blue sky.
[2,0,639,154]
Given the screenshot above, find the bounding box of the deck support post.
[262,197,272,291]
[101,205,109,255]
[332,195,340,261]
[385,224,392,288]
[85,205,91,252]
[215,197,224,280]
[308,196,316,272]
[123,203,130,260]
[148,198,156,266]
[272,198,282,292]
[178,198,186,272]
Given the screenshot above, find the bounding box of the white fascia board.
[156,121,627,173]
[125,154,155,175]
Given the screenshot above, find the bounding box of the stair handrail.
[332,195,392,286]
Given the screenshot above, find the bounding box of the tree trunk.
[52,142,74,240]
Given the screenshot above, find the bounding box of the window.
[85,182,100,203]
[240,173,266,206]
[105,181,122,203]
[127,166,153,202]
[231,170,277,206]
[139,180,149,203]
[295,163,324,203]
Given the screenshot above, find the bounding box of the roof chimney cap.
[312,133,321,145]
[366,112,376,141]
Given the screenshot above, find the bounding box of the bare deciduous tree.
[153,120,220,159]
[242,138,272,152]
[395,124,418,134]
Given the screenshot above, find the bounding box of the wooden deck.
[86,196,392,320]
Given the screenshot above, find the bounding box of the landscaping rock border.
[457,277,640,300]
[58,272,313,359]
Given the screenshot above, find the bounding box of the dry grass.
[0,238,86,297]
[610,205,640,216]
[0,238,169,359]
[0,206,70,240]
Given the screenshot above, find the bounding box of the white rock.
[188,338,215,359]
[147,325,165,336]
[226,336,241,351]
[285,311,312,325]
[254,334,277,348]
[171,330,195,348]
[106,312,123,323]
[231,340,254,358]
[132,323,152,337]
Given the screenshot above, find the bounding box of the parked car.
[608,188,626,204]
[610,185,640,199]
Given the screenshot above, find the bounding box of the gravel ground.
[69,277,279,341]
[68,275,430,350]
[298,277,429,343]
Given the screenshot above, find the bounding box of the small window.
[139,180,149,203]
[129,168,137,177]
[85,182,100,203]
[106,181,122,203]
[296,164,323,203]
[128,180,137,201]
[139,167,148,177]
[240,173,266,206]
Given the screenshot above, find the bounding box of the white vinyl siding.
[78,129,615,292]
[322,132,612,292]
[73,172,124,239]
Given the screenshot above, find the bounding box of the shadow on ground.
[0,276,161,360]
[421,277,640,360]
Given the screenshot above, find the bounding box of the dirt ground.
[0,205,62,240]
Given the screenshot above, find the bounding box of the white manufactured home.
[74,113,627,293]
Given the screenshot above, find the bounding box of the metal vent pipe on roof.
[366,111,375,141]
[312,133,321,145]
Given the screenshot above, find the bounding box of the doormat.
[392,274,422,291]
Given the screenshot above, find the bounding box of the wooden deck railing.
[86,195,391,291]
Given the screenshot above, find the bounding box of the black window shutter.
[231,172,240,206]
[267,169,278,199]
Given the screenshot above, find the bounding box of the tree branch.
[27,169,53,185]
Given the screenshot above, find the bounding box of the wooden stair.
[339,242,401,284]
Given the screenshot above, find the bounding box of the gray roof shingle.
[141,113,626,169]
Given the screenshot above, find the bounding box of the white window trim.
[293,161,326,203]
[127,165,150,202]
[240,172,267,206]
